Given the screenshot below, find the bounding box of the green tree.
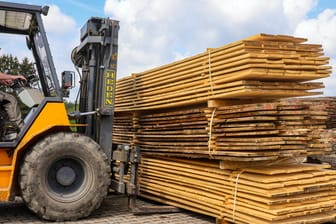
[20,57,36,75]
[0,54,36,116]
[0,54,35,76]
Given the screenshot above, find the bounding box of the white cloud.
[40,5,79,73]
[294,9,336,57]
[320,58,336,97]
[42,5,76,34]
[294,9,336,96]
[283,0,318,30]
[213,0,282,25]
[104,0,291,77]
[0,34,30,60]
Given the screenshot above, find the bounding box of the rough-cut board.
[113,99,334,162]
[115,34,331,112]
[137,156,336,224]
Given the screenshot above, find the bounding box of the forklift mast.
[71,18,119,161]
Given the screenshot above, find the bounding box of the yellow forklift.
[0,1,127,221]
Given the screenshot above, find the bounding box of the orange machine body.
[0,101,71,201]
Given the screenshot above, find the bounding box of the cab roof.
[0,1,48,34]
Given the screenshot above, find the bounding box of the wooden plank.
[135,156,336,223]
[115,34,331,112]
[113,99,334,161]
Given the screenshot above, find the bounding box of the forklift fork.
[112,145,180,215]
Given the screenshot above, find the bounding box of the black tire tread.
[19,132,110,221]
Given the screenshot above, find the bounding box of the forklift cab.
[0,1,73,138]
[0,2,66,97]
[0,1,71,143]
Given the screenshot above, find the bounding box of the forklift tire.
[19,132,110,221]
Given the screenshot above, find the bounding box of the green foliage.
[0,54,36,116]
[64,100,78,132]
[20,57,36,75]
[64,100,76,112]
[0,54,35,76]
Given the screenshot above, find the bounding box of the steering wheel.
[10,75,37,89]
[10,78,27,89]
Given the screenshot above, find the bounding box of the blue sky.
[308,0,335,17]
[44,0,106,25]
[8,0,106,25]
[1,0,336,100]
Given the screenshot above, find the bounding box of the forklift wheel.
[19,132,110,221]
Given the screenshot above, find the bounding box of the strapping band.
[208,108,216,158]
[232,170,244,222]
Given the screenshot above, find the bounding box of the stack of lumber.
[208,100,333,158]
[112,113,137,145]
[139,156,336,224]
[135,108,208,154]
[112,100,333,162]
[112,34,336,223]
[115,34,331,112]
[286,98,336,157]
[287,97,336,129]
[289,97,336,167]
